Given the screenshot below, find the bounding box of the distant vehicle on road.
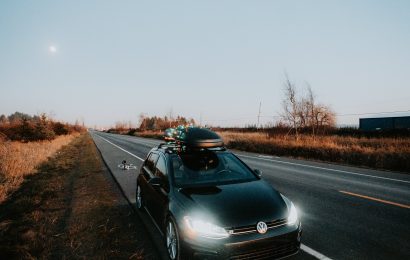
[136,127,301,259]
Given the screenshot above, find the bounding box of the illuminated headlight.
[184,216,229,239]
[287,202,298,226]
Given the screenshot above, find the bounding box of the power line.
[334,109,410,117]
[203,116,256,122]
[203,109,410,123]
[259,109,410,118]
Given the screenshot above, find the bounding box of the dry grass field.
[0,134,78,203]
[0,134,157,259]
[219,131,410,172]
[134,130,410,172]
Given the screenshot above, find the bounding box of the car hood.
[175,180,288,228]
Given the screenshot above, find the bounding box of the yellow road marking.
[339,190,410,209]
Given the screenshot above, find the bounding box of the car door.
[150,154,170,227]
[141,152,159,214]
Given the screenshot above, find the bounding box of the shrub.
[34,121,55,141]
[0,112,85,142]
[52,122,70,135]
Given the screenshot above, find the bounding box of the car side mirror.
[148,176,161,187]
[254,169,262,177]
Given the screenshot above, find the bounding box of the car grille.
[229,242,298,260]
[229,219,287,235]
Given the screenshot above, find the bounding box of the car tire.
[166,217,186,260]
[136,184,144,210]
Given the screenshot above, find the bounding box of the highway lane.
[90,131,410,260]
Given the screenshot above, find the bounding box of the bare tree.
[138,113,146,130]
[0,114,8,125]
[302,84,317,137]
[313,104,336,134]
[281,76,336,139]
[115,121,127,130]
[281,75,301,140]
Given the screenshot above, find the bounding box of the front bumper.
[182,222,302,259]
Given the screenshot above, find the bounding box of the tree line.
[0,112,84,142]
[139,114,196,131]
[107,114,196,134]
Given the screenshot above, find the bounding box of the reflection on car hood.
[176,180,288,228]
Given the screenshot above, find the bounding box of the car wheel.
[136,184,143,210]
[166,218,181,260]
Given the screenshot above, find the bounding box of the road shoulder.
[0,133,158,259]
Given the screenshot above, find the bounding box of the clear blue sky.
[1,0,409,127]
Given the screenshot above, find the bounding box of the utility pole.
[257,102,262,129]
[169,108,173,128]
[200,112,203,127]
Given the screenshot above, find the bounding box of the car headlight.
[287,202,298,226]
[184,216,229,239]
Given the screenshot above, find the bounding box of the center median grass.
[0,133,157,259]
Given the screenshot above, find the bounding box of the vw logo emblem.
[256,221,268,234]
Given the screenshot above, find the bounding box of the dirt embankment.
[0,134,158,259]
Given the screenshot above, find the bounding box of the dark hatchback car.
[136,128,301,259]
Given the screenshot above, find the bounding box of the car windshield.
[170,151,258,187]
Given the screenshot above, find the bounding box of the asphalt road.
[90,131,410,260]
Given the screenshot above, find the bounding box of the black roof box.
[176,127,224,148]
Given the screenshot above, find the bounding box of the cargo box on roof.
[176,127,224,148]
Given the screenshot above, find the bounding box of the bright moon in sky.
[49,45,57,53]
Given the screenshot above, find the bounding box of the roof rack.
[158,142,178,149]
[159,126,225,152]
[157,142,226,153]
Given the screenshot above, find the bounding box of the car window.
[171,151,257,187]
[219,154,248,175]
[155,155,167,177]
[155,155,169,191]
[145,152,159,173]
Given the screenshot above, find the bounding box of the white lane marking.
[238,154,410,184]
[258,155,273,159]
[301,244,333,260]
[259,154,280,159]
[96,134,144,161]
